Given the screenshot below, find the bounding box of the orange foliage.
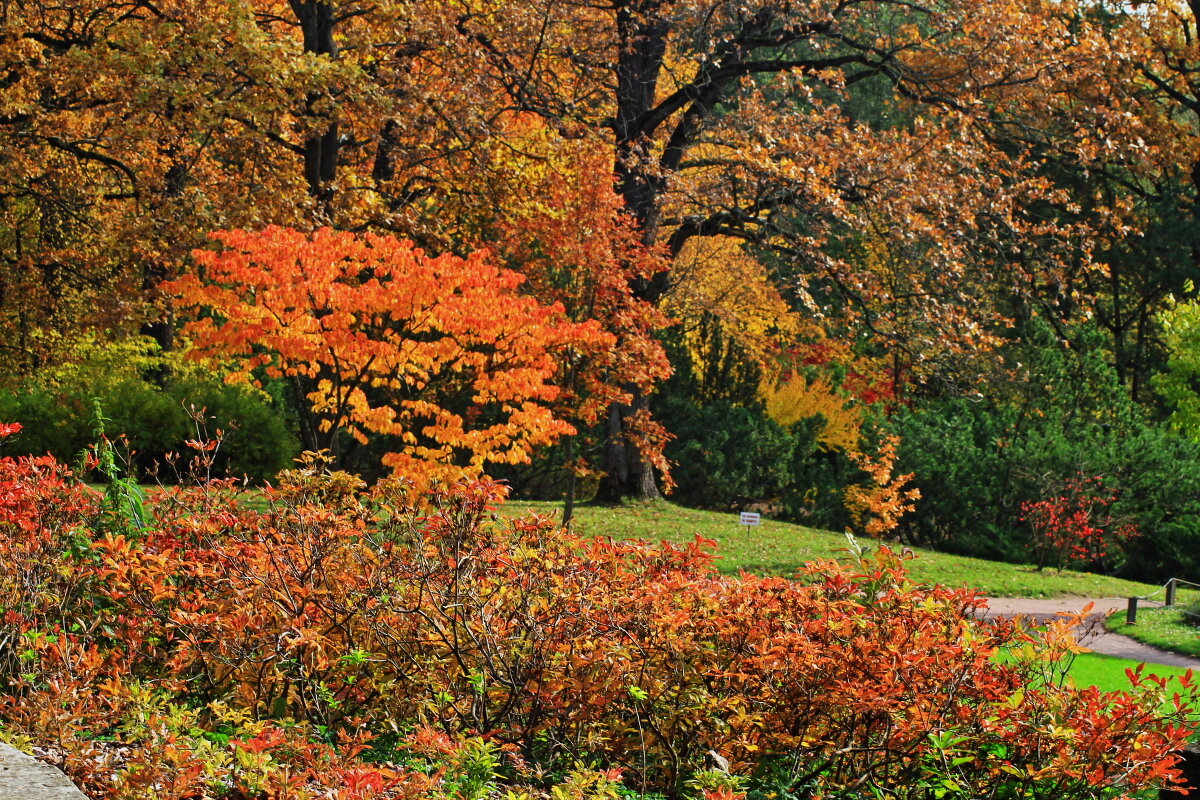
[167,226,612,486]
[429,116,676,486]
[844,434,922,538]
[0,442,1195,799]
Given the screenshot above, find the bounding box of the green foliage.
[90,403,148,538]
[0,337,297,482]
[658,395,788,506]
[1099,426,1200,581]
[654,389,853,530]
[894,397,1200,579]
[1156,286,1200,436]
[167,375,299,481]
[888,397,1021,560]
[892,320,1200,581]
[437,737,502,800]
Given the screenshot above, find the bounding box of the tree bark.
[562,433,577,527]
[595,385,661,502]
[595,4,672,501]
[139,156,185,378]
[291,0,339,205]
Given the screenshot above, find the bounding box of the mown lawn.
[1105,604,1200,659]
[503,499,1159,599]
[997,649,1196,695]
[1067,652,1195,693]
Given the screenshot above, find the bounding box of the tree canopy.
[2,0,1199,499]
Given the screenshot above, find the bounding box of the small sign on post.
[739,511,761,532]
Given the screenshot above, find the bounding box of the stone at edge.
[0,744,88,800]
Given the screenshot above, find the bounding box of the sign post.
[739,511,761,533]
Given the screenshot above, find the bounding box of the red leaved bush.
[0,437,1194,799]
[1022,474,1140,573]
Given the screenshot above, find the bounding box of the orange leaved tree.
[168,226,612,485]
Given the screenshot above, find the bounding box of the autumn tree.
[663,235,801,402]
[2,0,1177,501]
[0,0,493,374]
[418,116,676,502]
[440,0,1164,497]
[1100,0,1200,242]
[169,226,612,486]
[0,1,679,497]
[1041,2,1200,399]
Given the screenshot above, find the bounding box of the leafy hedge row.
[0,429,1195,799]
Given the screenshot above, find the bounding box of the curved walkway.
[983,596,1200,669]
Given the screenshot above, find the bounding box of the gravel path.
[983,596,1200,669]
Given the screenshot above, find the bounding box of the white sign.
[739,511,761,526]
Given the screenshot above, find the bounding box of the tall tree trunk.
[597,3,671,501]
[139,158,185,382]
[292,0,339,206]
[595,385,661,502]
[562,433,577,527]
[139,261,174,383]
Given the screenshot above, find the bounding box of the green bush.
[656,392,854,529]
[890,321,1200,581]
[0,338,297,482]
[661,396,792,508]
[887,398,1026,561]
[167,377,298,481]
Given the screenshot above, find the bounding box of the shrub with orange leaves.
[0,433,1194,800]
[167,226,614,488]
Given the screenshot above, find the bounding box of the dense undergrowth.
[0,428,1197,800]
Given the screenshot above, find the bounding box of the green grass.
[1065,652,1196,694]
[1105,601,1200,659]
[996,650,1194,693]
[504,499,1160,599]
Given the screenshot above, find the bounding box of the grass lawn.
[1062,652,1195,694]
[502,499,1159,599]
[1105,603,1200,659]
[997,649,1194,693]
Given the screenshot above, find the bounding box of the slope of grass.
[504,499,1159,599]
